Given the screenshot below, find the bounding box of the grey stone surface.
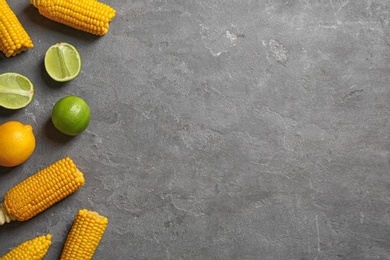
[1,0,390,259]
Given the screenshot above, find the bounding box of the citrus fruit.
[0,72,34,109]
[0,121,36,167]
[44,42,82,82]
[51,96,91,136]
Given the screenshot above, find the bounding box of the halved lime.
[44,42,82,82]
[0,72,34,109]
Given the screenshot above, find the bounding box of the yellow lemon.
[0,121,36,167]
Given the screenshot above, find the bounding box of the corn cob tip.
[0,203,14,225]
[0,234,52,259]
[0,0,34,57]
[60,209,108,259]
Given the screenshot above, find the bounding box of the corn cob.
[31,0,116,36]
[0,0,34,57]
[0,157,85,225]
[60,209,108,260]
[0,234,52,260]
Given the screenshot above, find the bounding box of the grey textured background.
[1,0,390,259]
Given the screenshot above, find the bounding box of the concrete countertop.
[1,1,390,259]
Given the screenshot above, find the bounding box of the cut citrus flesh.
[0,72,34,109]
[44,42,81,82]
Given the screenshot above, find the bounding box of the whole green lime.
[51,96,91,136]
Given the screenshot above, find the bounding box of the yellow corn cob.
[0,0,34,57]
[0,157,85,225]
[0,234,52,260]
[31,0,116,36]
[60,209,108,260]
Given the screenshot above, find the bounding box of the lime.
[0,72,34,109]
[44,42,81,82]
[51,96,91,136]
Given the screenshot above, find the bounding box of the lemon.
[0,72,34,109]
[0,121,36,167]
[44,42,82,82]
[51,96,91,136]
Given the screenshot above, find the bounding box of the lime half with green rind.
[44,42,82,82]
[0,72,34,109]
